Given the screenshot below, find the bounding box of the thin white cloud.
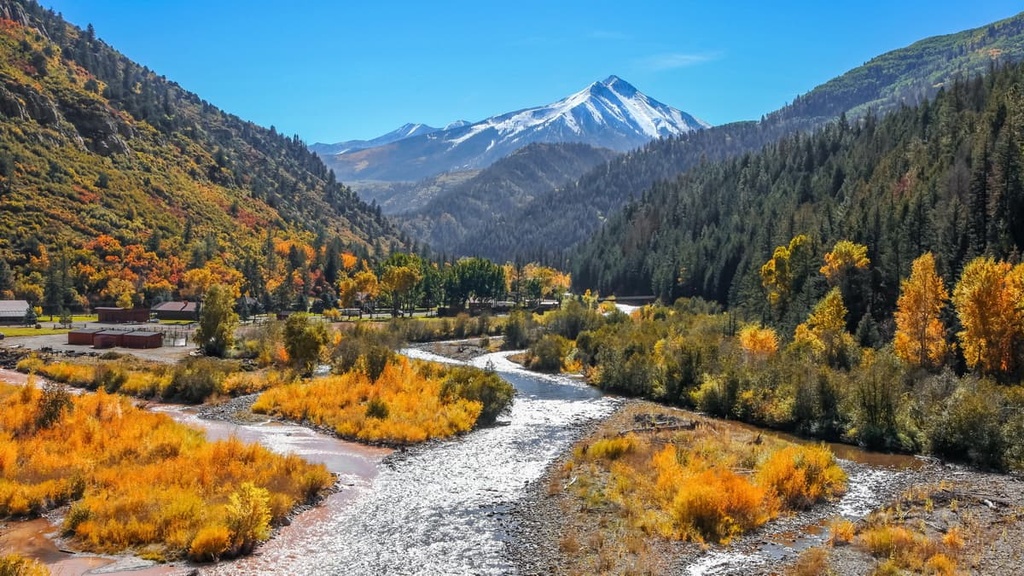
[638,52,720,71]
[590,29,630,41]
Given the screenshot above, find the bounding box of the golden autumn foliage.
[820,240,870,286]
[738,324,780,362]
[560,406,846,546]
[252,357,488,444]
[0,554,49,576]
[856,499,965,575]
[754,445,847,509]
[952,257,1024,375]
[0,383,333,561]
[760,234,811,309]
[792,288,854,366]
[893,253,950,369]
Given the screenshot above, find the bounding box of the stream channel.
[3,348,923,575]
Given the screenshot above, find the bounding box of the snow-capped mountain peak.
[315,76,709,182]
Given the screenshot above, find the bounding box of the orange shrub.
[561,413,844,546]
[190,524,232,561]
[0,383,333,560]
[253,357,485,444]
[755,445,846,509]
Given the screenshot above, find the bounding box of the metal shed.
[93,330,125,348]
[0,300,30,325]
[68,328,103,345]
[96,307,151,324]
[122,331,163,349]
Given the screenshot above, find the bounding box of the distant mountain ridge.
[310,122,439,156]
[316,76,709,182]
[397,142,619,253]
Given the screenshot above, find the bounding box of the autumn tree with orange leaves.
[893,253,949,369]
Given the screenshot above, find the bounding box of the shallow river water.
[204,349,619,576]
[2,352,923,576]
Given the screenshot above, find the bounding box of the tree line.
[574,62,1024,341]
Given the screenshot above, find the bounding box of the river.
[2,353,923,575]
[204,349,619,575]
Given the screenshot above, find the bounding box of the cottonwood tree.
[952,257,1024,376]
[792,288,854,368]
[893,253,949,369]
[760,234,812,317]
[194,284,239,357]
[820,240,871,332]
[283,313,330,375]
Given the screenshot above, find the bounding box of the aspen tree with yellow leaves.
[893,253,949,369]
[952,257,1024,375]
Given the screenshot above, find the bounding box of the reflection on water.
[206,350,618,576]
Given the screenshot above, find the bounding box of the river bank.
[506,395,1024,575]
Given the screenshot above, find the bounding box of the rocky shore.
[504,397,1024,575]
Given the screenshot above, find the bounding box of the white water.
[205,350,618,575]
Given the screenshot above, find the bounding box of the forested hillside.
[0,0,400,309]
[462,12,1024,265]
[397,142,618,256]
[574,63,1024,332]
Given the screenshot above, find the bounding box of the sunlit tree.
[792,288,853,367]
[893,253,949,369]
[820,240,870,286]
[952,257,1024,375]
[760,234,811,312]
[738,324,779,363]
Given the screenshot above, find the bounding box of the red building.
[96,307,150,324]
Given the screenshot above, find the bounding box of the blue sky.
[41,1,1023,143]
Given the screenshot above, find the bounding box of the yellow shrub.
[253,357,485,444]
[221,370,293,395]
[188,522,230,557]
[15,356,43,374]
[755,445,846,509]
[924,553,956,576]
[0,553,49,576]
[0,384,332,560]
[586,435,639,461]
[941,526,964,553]
[828,518,856,545]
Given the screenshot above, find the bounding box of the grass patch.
[0,326,69,337]
[0,381,333,561]
[252,356,513,445]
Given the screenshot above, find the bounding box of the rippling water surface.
[205,350,618,576]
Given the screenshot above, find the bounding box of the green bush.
[92,363,127,393]
[503,309,539,349]
[529,334,570,372]
[164,358,236,403]
[365,398,389,419]
[926,378,1006,469]
[439,366,515,426]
